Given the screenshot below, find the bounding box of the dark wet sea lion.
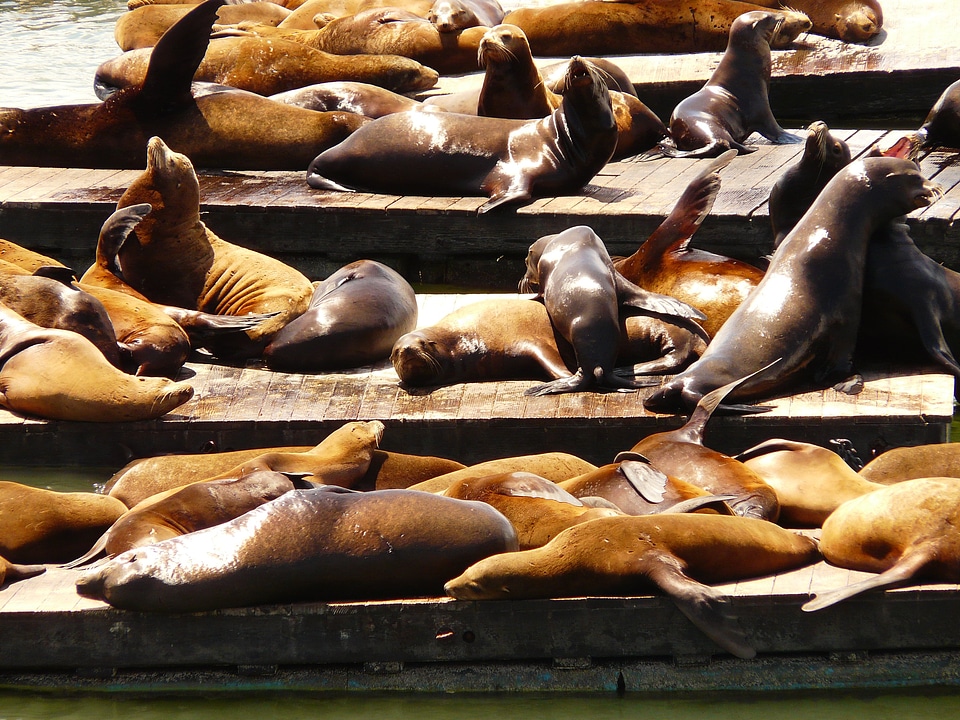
[735,438,884,527]
[917,78,960,150]
[630,374,781,520]
[644,157,942,414]
[0,0,367,171]
[115,2,292,50]
[613,150,763,337]
[96,35,438,98]
[307,56,619,213]
[751,0,882,43]
[65,470,310,567]
[0,481,129,565]
[408,452,597,494]
[502,0,808,56]
[0,303,194,422]
[115,136,314,359]
[659,10,810,158]
[445,512,821,659]
[803,477,960,612]
[859,443,960,484]
[76,487,518,612]
[263,260,418,372]
[519,225,705,396]
[442,470,621,549]
[769,121,852,247]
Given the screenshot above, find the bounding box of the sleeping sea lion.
[858,443,960,484]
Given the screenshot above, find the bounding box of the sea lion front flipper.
[1,559,46,586]
[643,550,756,659]
[802,544,938,612]
[614,273,706,321]
[94,204,153,278]
[138,0,226,113]
[32,265,78,285]
[478,188,532,214]
[664,495,737,515]
[615,455,668,503]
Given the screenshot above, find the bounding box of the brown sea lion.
[76,487,519,612]
[643,157,942,414]
[518,225,705,396]
[803,477,960,611]
[917,79,960,150]
[0,0,367,170]
[409,452,597,494]
[0,303,194,422]
[735,438,884,527]
[445,513,821,659]
[0,556,45,587]
[269,81,425,117]
[613,150,764,338]
[659,10,810,158]
[630,373,781,520]
[0,481,129,565]
[859,443,960,484]
[541,56,638,98]
[96,34,438,99]
[277,0,433,30]
[263,260,418,372]
[501,0,809,57]
[115,2,292,50]
[423,25,664,160]
[65,469,312,568]
[442,470,621,549]
[751,0,882,43]
[115,136,314,359]
[769,121,853,247]
[0,269,124,370]
[307,56,619,213]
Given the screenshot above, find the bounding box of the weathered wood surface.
[0,293,952,468]
[3,130,960,288]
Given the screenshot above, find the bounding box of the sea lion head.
[477,24,529,69]
[733,10,810,51]
[429,0,479,33]
[804,120,851,171]
[841,156,942,217]
[391,330,459,385]
[518,233,552,294]
[836,1,882,43]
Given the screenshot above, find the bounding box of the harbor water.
[1,0,960,716]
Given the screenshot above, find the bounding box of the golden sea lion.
[409,452,598,494]
[858,443,960,484]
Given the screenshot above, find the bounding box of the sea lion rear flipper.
[614,273,706,322]
[664,494,736,515]
[161,307,281,341]
[644,552,755,659]
[138,0,226,113]
[1,560,46,585]
[802,545,937,612]
[59,529,110,570]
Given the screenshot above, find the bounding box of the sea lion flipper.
[59,529,111,570]
[802,545,937,612]
[95,203,152,275]
[614,274,706,321]
[1,560,46,585]
[679,360,782,442]
[644,552,756,659]
[31,265,78,285]
[616,459,668,503]
[478,189,531,214]
[139,0,226,113]
[664,495,737,515]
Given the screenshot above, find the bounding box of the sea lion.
[630,373,781,520]
[445,512,821,659]
[518,225,705,396]
[307,56,619,213]
[0,556,45,587]
[0,303,194,422]
[0,481,129,565]
[917,78,960,150]
[559,457,733,516]
[115,2,292,50]
[114,136,314,359]
[643,157,942,414]
[501,0,810,57]
[422,25,664,161]
[0,269,124,370]
[735,438,885,527]
[96,34,438,99]
[442,470,621,549]
[263,260,418,372]
[408,452,597,494]
[277,0,434,30]
[65,469,313,568]
[769,121,853,247]
[429,0,504,32]
[269,81,425,117]
[659,10,810,158]
[613,150,764,337]
[541,56,637,98]
[0,0,368,171]
[751,0,882,43]
[858,443,960,484]
[76,487,519,612]
[803,477,960,611]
